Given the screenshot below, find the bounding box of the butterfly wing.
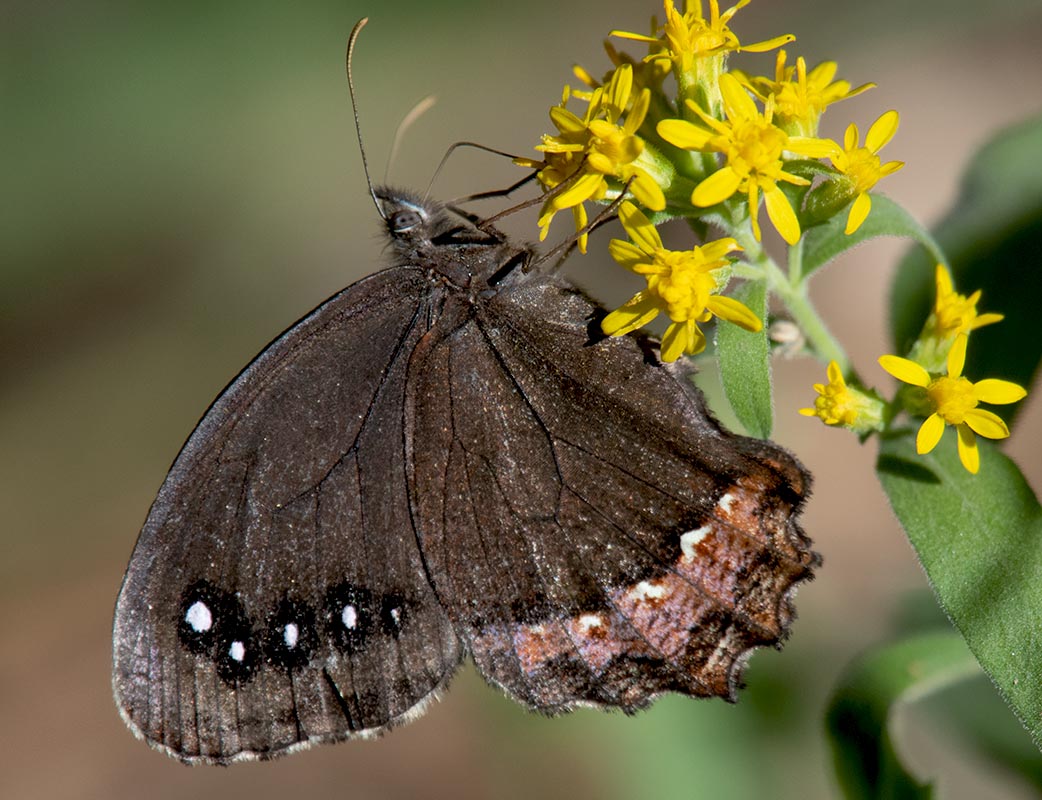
[113,267,464,764]
[405,277,816,712]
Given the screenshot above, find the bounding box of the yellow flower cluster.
[519,0,904,361]
[803,266,1026,474]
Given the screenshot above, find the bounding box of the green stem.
[733,226,851,374]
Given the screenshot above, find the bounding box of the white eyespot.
[680,525,712,559]
[578,613,603,631]
[229,640,246,662]
[342,604,358,630]
[185,601,212,633]
[717,492,735,513]
[389,607,401,625]
[630,580,668,602]
[283,622,299,649]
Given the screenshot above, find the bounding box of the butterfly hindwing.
[405,275,816,712]
[113,268,464,764]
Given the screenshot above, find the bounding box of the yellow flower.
[829,110,904,234]
[734,50,874,137]
[572,38,671,98]
[906,264,1005,373]
[931,263,1004,338]
[799,361,885,434]
[612,0,792,84]
[515,66,667,250]
[601,202,761,362]
[879,334,1027,474]
[657,73,836,244]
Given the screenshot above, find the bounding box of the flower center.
[726,119,787,178]
[927,375,978,424]
[588,121,642,172]
[840,147,883,191]
[647,250,716,321]
[936,293,979,335]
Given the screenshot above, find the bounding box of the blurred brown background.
[3,1,1041,798]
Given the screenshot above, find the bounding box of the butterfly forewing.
[113,268,464,764]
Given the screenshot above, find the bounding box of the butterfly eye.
[390,210,423,232]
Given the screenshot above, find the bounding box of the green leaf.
[876,433,1042,751]
[799,194,945,283]
[826,630,982,800]
[890,115,1042,423]
[716,279,771,438]
[926,674,1042,793]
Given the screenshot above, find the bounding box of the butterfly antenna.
[388,95,438,186]
[346,17,385,220]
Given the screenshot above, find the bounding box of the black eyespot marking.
[379,593,408,639]
[177,579,259,684]
[325,581,374,654]
[264,598,318,670]
[177,580,231,656]
[390,209,422,232]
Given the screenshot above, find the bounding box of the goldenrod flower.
[601,202,761,361]
[907,264,1005,372]
[829,110,904,234]
[613,0,792,90]
[799,361,885,434]
[879,334,1027,474]
[515,66,668,250]
[931,263,1004,338]
[657,73,836,244]
[735,50,874,137]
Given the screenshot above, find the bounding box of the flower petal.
[967,312,1004,330]
[618,201,662,253]
[698,237,742,261]
[845,192,872,234]
[552,172,605,210]
[956,423,980,474]
[624,88,651,134]
[916,413,946,454]
[707,295,763,332]
[601,293,659,336]
[826,360,845,387]
[935,263,953,299]
[880,354,930,387]
[607,239,649,271]
[763,184,801,244]
[660,322,688,362]
[738,33,796,53]
[843,122,859,151]
[973,379,1027,405]
[788,136,840,159]
[963,408,1011,440]
[946,333,968,378]
[630,172,667,211]
[719,73,758,121]
[572,203,589,254]
[548,105,586,135]
[657,118,712,150]
[692,167,742,207]
[865,110,900,153]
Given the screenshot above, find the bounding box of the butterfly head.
[375,187,531,290]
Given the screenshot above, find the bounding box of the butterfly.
[111,19,817,766]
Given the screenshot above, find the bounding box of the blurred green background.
[3,1,1041,798]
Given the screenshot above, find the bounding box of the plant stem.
[734,228,851,373]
